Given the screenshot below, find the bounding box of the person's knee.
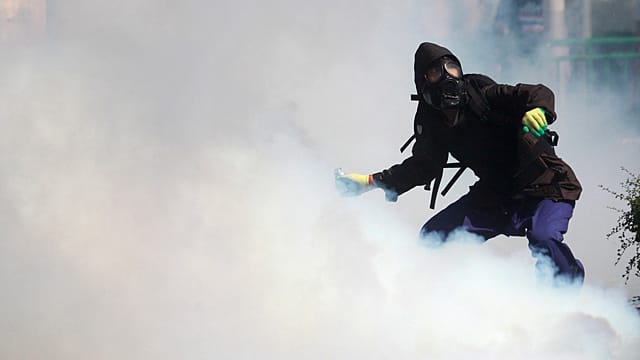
[419,225,447,247]
[420,217,452,238]
[527,225,563,246]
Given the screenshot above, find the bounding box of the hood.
[414,42,461,91]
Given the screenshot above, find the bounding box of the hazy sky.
[1,1,639,358]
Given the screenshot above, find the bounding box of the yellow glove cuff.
[350,173,372,186]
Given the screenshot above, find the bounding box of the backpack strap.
[428,168,443,209]
[400,134,416,153]
[440,164,467,196]
[464,79,491,122]
[400,94,422,153]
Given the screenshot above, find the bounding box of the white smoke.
[0,0,639,359]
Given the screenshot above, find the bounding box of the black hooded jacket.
[372,42,582,207]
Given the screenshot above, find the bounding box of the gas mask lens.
[444,61,461,79]
[425,59,462,84]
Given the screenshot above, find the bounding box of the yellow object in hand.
[334,168,374,196]
[522,107,548,138]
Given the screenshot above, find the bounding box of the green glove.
[522,107,548,138]
[334,168,375,196]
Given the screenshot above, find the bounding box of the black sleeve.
[372,104,448,198]
[482,83,558,124]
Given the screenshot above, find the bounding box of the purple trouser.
[420,194,585,284]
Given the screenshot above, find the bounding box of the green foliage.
[599,168,640,283]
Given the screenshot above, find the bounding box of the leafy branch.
[599,167,640,283]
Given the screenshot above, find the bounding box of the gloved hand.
[522,107,548,138]
[334,168,375,196]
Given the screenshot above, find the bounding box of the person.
[335,42,585,284]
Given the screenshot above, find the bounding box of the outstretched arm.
[336,134,447,201]
[371,151,447,201]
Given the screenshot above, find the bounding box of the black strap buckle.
[545,130,559,146]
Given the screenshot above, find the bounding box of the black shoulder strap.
[400,94,422,153]
[465,80,490,122]
[400,93,423,153]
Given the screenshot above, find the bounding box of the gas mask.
[421,57,465,112]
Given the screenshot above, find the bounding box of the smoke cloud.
[1,0,639,358]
